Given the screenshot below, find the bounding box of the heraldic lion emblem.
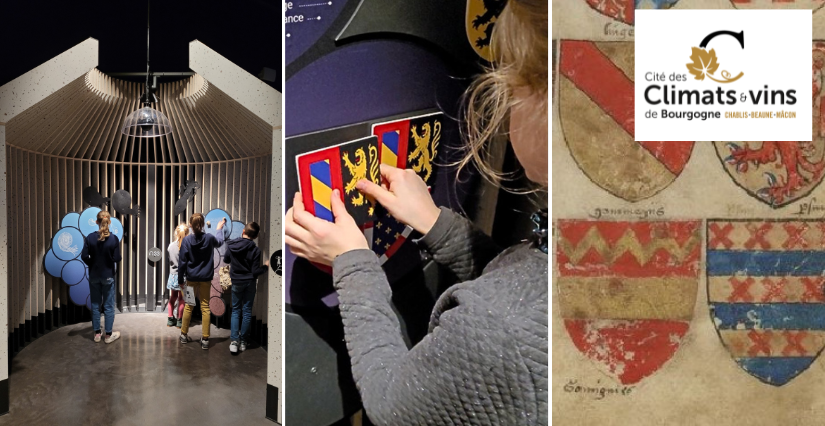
[409,121,441,182]
[343,146,380,215]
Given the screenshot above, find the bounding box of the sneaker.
[176,318,182,328]
[230,341,239,354]
[104,331,121,344]
[201,338,209,350]
[167,317,175,327]
[179,333,191,344]
[239,341,247,352]
[94,333,102,343]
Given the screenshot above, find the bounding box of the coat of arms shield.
[729,0,824,10]
[556,220,701,384]
[707,219,825,385]
[559,41,694,202]
[713,44,825,208]
[465,0,505,61]
[583,0,680,25]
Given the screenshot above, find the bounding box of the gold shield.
[466,0,504,61]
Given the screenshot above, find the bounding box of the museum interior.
[284,0,544,424]
[0,5,282,422]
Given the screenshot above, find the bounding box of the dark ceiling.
[0,0,281,92]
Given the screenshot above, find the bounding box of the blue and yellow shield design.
[707,219,825,386]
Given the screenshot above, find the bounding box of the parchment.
[553,1,825,425]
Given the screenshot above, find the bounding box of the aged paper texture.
[553,1,825,424]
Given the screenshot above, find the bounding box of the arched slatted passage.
[8,69,271,162]
[4,69,273,356]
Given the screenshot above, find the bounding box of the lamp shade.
[121,106,172,138]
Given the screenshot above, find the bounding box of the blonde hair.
[460,0,548,188]
[97,211,111,241]
[175,223,190,249]
[190,213,205,234]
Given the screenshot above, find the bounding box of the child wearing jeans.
[224,222,269,354]
[81,211,122,344]
[166,223,189,328]
[178,213,225,350]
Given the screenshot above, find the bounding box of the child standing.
[166,223,189,328]
[81,211,122,344]
[284,0,548,422]
[178,213,225,350]
[224,222,269,354]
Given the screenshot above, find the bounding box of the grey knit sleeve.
[333,249,528,426]
[417,207,501,281]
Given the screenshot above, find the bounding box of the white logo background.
[635,10,811,142]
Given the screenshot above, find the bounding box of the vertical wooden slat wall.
[4,69,273,355]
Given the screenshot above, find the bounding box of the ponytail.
[175,223,190,249]
[190,213,205,234]
[97,211,111,241]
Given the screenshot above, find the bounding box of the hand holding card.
[296,135,382,226]
[356,164,441,235]
[285,190,369,266]
[288,109,446,266]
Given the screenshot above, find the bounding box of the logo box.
[635,10,812,142]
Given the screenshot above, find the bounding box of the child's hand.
[285,190,369,266]
[356,164,441,234]
[217,218,227,230]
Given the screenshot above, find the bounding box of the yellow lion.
[343,145,380,215]
[408,121,441,182]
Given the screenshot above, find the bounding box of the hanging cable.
[121,0,172,138]
[144,0,151,105]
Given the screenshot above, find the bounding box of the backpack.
[219,265,232,290]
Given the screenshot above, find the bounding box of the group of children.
[83,210,268,353]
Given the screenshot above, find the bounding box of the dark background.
[0,0,282,91]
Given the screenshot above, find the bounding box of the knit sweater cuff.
[417,207,456,252]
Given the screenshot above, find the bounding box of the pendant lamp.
[121,0,172,138]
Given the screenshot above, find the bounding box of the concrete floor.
[0,313,273,425]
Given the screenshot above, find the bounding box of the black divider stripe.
[6,149,13,343]
[122,165,130,308]
[265,384,278,423]
[0,378,9,415]
[21,151,28,333]
[138,166,146,307]
[148,166,156,310]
